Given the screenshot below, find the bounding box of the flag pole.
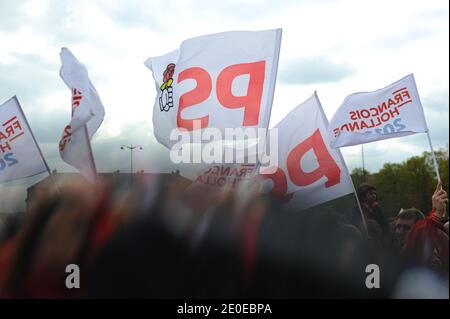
[426,131,441,183]
[84,124,98,183]
[333,144,369,236]
[351,179,369,236]
[339,152,369,237]
[362,144,366,183]
[14,96,61,195]
[412,74,440,183]
[315,93,368,236]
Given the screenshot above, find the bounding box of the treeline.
[351,147,449,218]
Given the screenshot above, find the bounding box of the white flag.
[145,29,282,149]
[58,48,105,183]
[0,96,48,183]
[260,93,353,211]
[328,74,428,148]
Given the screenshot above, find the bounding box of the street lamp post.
[120,144,143,180]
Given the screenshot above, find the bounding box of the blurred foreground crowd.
[0,173,448,298]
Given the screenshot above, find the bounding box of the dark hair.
[397,208,425,223]
[356,184,376,203]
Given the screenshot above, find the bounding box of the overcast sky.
[0,0,448,210]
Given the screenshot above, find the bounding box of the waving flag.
[58,48,105,183]
[328,74,428,148]
[145,29,282,149]
[0,96,49,183]
[260,93,354,211]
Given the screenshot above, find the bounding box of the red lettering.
[71,88,83,115]
[377,102,387,113]
[220,166,230,176]
[177,67,212,131]
[394,93,403,104]
[59,125,72,151]
[401,90,411,100]
[195,174,204,183]
[368,118,378,128]
[349,111,357,121]
[216,61,265,126]
[211,166,219,175]
[259,167,293,202]
[360,109,370,118]
[333,128,339,137]
[348,121,359,131]
[389,107,399,117]
[370,108,379,117]
[340,123,349,132]
[381,112,390,122]
[287,129,340,188]
[360,121,369,129]
[388,98,396,108]
[59,139,68,152]
[0,142,12,153]
[5,126,14,137]
[12,121,22,131]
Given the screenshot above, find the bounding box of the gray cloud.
[421,89,449,145]
[95,0,169,32]
[374,6,448,50]
[279,56,354,85]
[0,1,108,48]
[28,111,69,144]
[0,53,60,106]
[422,88,449,113]
[91,121,172,173]
[376,25,437,49]
[95,0,299,33]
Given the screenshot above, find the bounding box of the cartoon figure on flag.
[159,63,175,112]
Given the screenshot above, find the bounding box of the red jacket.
[402,209,449,275]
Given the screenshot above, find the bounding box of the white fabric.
[58,48,105,183]
[328,74,428,148]
[145,29,282,149]
[260,93,354,211]
[0,97,47,183]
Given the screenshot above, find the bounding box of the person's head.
[395,208,425,246]
[357,184,377,206]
